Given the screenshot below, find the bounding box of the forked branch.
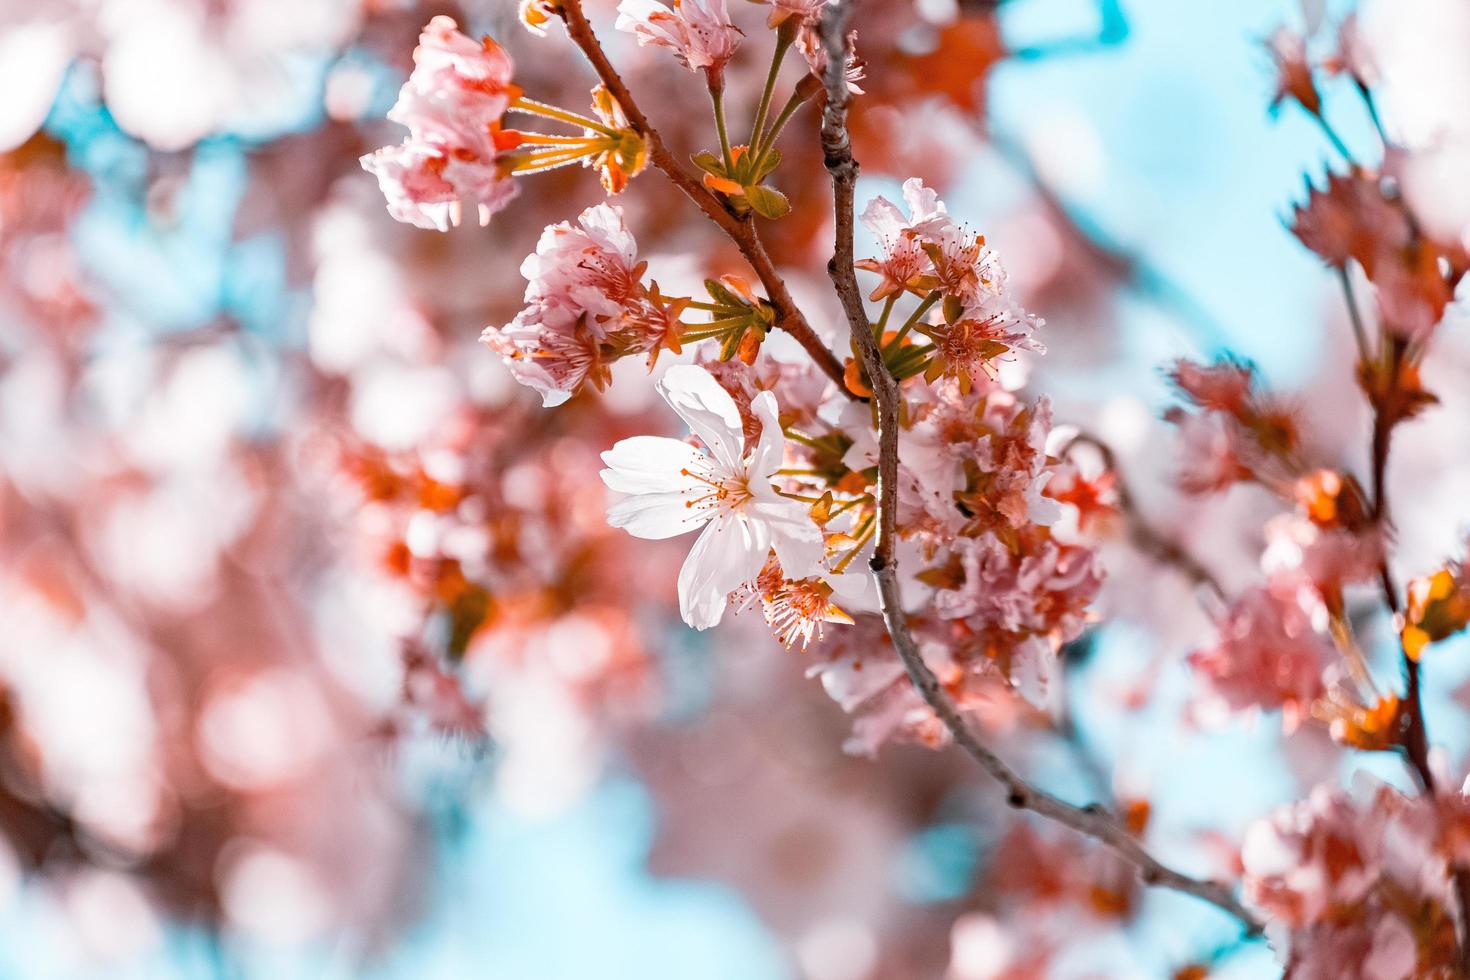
[814,0,1262,935]
[557,0,852,394]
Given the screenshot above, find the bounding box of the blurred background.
[3,0,1470,976]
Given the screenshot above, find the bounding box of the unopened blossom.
[520,0,558,35]
[1402,555,1470,660]
[615,0,743,75]
[586,84,648,194]
[599,365,823,629]
[481,203,679,405]
[1188,578,1331,727]
[361,16,521,230]
[1266,26,1321,116]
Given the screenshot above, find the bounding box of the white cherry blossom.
[600,365,822,629]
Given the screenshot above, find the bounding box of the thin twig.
[556,0,853,396]
[1366,338,1435,795]
[814,0,1261,935]
[1362,335,1470,964]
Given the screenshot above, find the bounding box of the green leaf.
[753,148,781,182]
[691,150,727,178]
[744,183,790,220]
[718,323,747,361]
[704,278,747,310]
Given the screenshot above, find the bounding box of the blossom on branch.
[481,203,682,405]
[615,0,744,76]
[856,178,947,300]
[599,365,823,629]
[1187,578,1331,728]
[1243,782,1460,976]
[361,16,522,230]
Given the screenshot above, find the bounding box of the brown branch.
[814,0,1261,935]
[556,0,853,395]
[1363,336,1470,965]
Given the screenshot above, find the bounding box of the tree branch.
[556,0,854,396]
[1364,336,1470,965]
[814,0,1261,935]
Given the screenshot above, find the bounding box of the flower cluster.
[1172,358,1394,741]
[1188,577,1332,729]
[363,18,648,231]
[480,203,682,406]
[616,0,744,78]
[360,16,523,231]
[856,179,1043,391]
[1242,780,1464,977]
[347,2,1470,970]
[1164,357,1301,495]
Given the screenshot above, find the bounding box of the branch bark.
[1365,336,1470,966]
[557,0,853,395]
[814,0,1261,935]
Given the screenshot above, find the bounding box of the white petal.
[656,364,745,472]
[751,499,824,579]
[600,436,707,494]
[576,202,636,263]
[858,195,905,239]
[607,491,707,540]
[677,515,769,630]
[746,390,786,483]
[1009,636,1056,709]
[901,177,946,224]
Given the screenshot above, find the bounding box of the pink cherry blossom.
[935,534,1101,640]
[1243,784,1384,926]
[1187,577,1331,727]
[1166,408,1254,493]
[360,16,521,231]
[615,0,744,75]
[361,141,518,232]
[755,0,828,27]
[1167,358,1255,414]
[1243,781,1458,975]
[481,203,676,405]
[934,532,1103,703]
[855,178,947,300]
